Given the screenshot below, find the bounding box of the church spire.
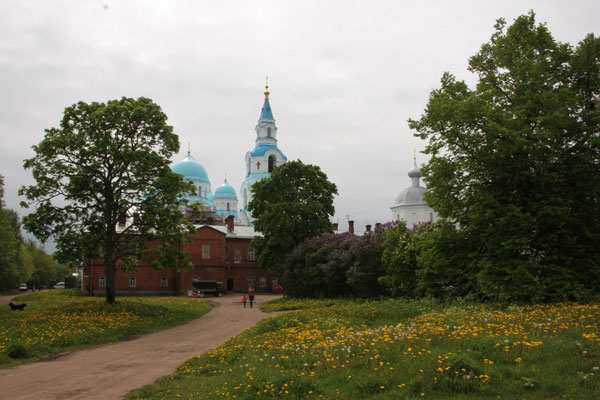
[259,77,274,121]
[264,76,270,99]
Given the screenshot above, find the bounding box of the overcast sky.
[1,0,599,248]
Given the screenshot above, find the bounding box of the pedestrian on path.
[247,286,255,308]
[242,295,248,308]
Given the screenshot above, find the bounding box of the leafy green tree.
[0,175,20,291]
[16,242,35,284]
[249,160,338,278]
[413,221,474,300]
[409,13,600,301]
[28,240,59,289]
[20,97,196,303]
[379,221,418,298]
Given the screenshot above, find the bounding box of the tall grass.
[0,290,211,366]
[128,299,600,399]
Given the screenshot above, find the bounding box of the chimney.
[226,215,234,232]
[366,224,371,232]
[333,222,339,231]
[348,220,354,234]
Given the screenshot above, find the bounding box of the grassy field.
[0,290,211,367]
[128,298,600,399]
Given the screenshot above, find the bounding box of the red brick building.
[81,217,278,295]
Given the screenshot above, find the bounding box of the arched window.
[198,186,202,196]
[227,202,230,211]
[267,127,272,137]
[268,155,276,172]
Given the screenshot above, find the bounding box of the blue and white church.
[239,83,287,225]
[170,83,287,226]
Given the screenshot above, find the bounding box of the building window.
[161,277,167,287]
[268,155,276,173]
[234,247,242,262]
[267,127,272,137]
[99,276,106,287]
[198,186,202,196]
[225,246,229,261]
[260,277,266,288]
[202,244,210,259]
[272,278,278,288]
[227,202,230,211]
[247,276,255,288]
[118,216,127,227]
[247,248,255,261]
[129,276,136,288]
[430,212,433,222]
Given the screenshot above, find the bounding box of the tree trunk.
[104,249,116,304]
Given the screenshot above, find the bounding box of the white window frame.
[247,276,254,288]
[129,276,136,288]
[99,275,106,287]
[247,247,255,261]
[202,244,210,259]
[260,277,266,288]
[161,277,167,287]
[234,247,242,262]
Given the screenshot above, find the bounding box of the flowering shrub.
[283,224,394,298]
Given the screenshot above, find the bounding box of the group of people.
[241,286,255,308]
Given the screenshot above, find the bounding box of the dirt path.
[0,294,282,400]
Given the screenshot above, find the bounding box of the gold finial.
[413,149,417,165]
[188,141,191,155]
[224,173,227,183]
[264,75,270,99]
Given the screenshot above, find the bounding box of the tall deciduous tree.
[0,175,20,291]
[20,97,196,303]
[248,160,338,278]
[409,13,600,301]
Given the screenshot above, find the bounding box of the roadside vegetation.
[0,289,211,367]
[128,298,600,399]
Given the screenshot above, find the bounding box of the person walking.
[247,286,255,308]
[242,295,248,308]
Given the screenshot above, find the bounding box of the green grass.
[127,299,600,399]
[0,289,211,367]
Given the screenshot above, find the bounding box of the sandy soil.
[0,293,282,399]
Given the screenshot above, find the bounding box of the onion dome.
[214,179,238,201]
[393,159,427,207]
[171,153,210,184]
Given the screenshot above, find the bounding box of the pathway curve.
[0,294,281,399]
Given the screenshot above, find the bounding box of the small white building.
[391,159,437,227]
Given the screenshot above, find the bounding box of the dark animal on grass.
[8,302,26,311]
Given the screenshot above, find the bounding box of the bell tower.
[239,79,288,225]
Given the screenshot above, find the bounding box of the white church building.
[391,157,438,227]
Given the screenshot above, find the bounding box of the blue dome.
[171,153,210,183]
[250,144,288,160]
[214,180,238,200]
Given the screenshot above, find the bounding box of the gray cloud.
[1,0,598,248]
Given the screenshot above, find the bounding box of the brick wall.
[81,225,277,295]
